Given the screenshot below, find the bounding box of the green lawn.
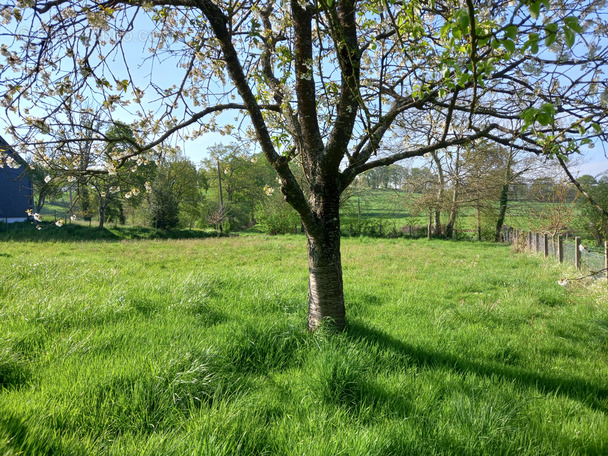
[1,236,607,455]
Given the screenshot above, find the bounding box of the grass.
[1,236,607,455]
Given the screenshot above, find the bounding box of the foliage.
[201,144,276,228]
[577,177,608,245]
[149,180,180,230]
[27,163,65,213]
[255,191,300,235]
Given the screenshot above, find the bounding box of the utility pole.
[217,159,225,234]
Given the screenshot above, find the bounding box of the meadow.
[1,235,607,455]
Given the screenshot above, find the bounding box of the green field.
[1,236,607,455]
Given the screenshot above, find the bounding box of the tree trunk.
[494,153,513,242]
[445,149,460,239]
[303,190,346,331]
[445,189,458,239]
[98,197,106,231]
[431,152,444,236]
[494,182,509,242]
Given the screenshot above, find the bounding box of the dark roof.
[0,136,33,218]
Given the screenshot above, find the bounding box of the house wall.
[0,136,33,220]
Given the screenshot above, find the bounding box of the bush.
[255,192,300,235]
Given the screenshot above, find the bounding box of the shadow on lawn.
[346,322,608,413]
[0,222,219,242]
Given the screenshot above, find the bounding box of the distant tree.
[149,180,180,230]
[256,190,300,235]
[88,123,154,230]
[202,144,275,228]
[578,178,608,246]
[156,155,207,228]
[28,164,64,213]
[530,178,578,238]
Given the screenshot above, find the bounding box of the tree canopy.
[1,0,608,329]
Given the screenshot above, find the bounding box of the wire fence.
[504,228,608,280]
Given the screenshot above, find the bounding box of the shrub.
[255,192,300,235]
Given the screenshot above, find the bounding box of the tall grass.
[1,236,607,455]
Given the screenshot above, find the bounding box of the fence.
[503,228,608,280]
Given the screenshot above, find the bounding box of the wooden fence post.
[543,234,548,258]
[558,235,564,263]
[528,231,533,251]
[535,233,540,253]
[575,236,581,270]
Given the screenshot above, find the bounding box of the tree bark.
[494,182,510,242]
[306,224,345,331]
[98,203,105,231]
[303,183,346,331]
[431,152,444,236]
[445,150,460,239]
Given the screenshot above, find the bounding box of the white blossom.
[557,278,569,287]
[44,175,51,183]
[55,220,64,227]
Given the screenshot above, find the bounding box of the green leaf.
[536,113,552,126]
[457,73,470,88]
[592,122,602,133]
[564,16,583,33]
[502,39,515,53]
[545,23,558,33]
[504,25,518,40]
[564,27,575,48]
[540,103,556,115]
[523,33,540,54]
[545,32,556,47]
[529,1,541,19]
[458,14,469,32]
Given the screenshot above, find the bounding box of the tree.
[86,123,154,230]
[28,164,64,214]
[150,179,180,230]
[201,144,276,228]
[577,177,608,246]
[157,154,207,228]
[3,1,608,330]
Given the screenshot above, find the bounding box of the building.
[0,135,33,223]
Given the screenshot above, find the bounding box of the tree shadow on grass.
[345,321,608,413]
[0,223,219,243]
